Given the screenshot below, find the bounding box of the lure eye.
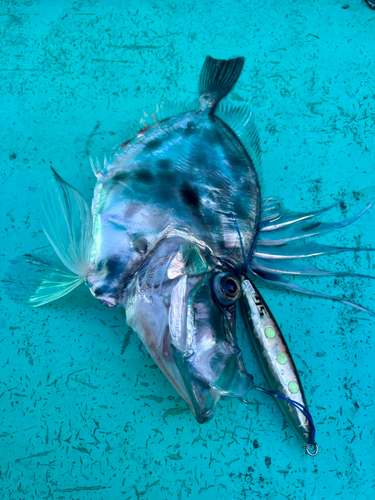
[212,273,241,307]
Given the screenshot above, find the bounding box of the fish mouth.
[123,244,253,423]
[96,295,117,308]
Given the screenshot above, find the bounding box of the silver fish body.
[84,57,261,422]
[88,91,260,306]
[7,55,375,449]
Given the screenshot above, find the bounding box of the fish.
[5,56,375,448]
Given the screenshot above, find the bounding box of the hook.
[304,443,319,457]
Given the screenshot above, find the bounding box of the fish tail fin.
[199,56,245,111]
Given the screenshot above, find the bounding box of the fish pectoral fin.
[170,344,219,424]
[3,253,84,307]
[167,243,210,280]
[40,168,93,277]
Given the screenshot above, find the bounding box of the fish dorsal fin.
[216,102,262,179]
[40,168,93,277]
[115,119,148,154]
[115,99,199,156]
[141,98,199,126]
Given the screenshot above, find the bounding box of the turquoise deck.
[1,1,375,498]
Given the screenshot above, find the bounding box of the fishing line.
[225,199,283,272]
[242,386,318,456]
[226,212,269,273]
[226,205,318,455]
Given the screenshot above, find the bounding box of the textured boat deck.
[1,1,375,499]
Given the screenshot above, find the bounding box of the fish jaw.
[122,239,253,423]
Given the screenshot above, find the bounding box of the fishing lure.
[6,56,374,454]
[241,278,317,456]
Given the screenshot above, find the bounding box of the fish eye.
[131,237,148,254]
[212,272,241,307]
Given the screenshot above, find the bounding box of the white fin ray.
[40,168,92,277]
[216,102,262,178]
[90,157,101,177]
[141,98,199,126]
[250,269,375,317]
[4,254,84,307]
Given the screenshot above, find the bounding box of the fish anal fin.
[250,269,375,317]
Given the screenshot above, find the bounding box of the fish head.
[123,239,253,423]
[86,181,160,306]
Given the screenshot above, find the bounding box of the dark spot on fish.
[253,439,259,449]
[112,172,128,182]
[92,284,112,296]
[159,170,177,184]
[95,260,106,272]
[135,169,154,184]
[184,122,196,136]
[232,197,247,218]
[10,152,17,160]
[226,151,246,170]
[158,158,173,169]
[145,138,163,150]
[265,456,271,468]
[180,181,200,208]
[106,257,124,280]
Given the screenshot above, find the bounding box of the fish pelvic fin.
[199,56,245,113]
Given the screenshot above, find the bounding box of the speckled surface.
[1,1,375,499]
